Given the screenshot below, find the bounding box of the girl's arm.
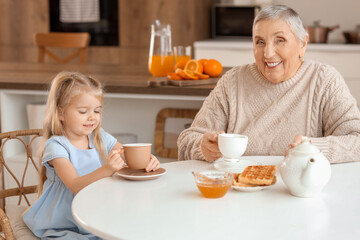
[50,147,124,194]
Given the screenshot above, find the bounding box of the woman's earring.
[299,55,303,61]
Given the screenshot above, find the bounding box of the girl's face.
[59,92,102,140]
[252,18,307,83]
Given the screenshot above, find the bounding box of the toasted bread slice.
[233,176,276,187]
[238,165,277,186]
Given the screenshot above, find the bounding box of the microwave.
[211,4,260,39]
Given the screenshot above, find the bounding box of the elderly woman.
[177,5,360,163]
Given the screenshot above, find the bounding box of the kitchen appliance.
[343,25,360,44]
[49,0,119,46]
[305,21,339,43]
[211,4,260,39]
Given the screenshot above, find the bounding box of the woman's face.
[253,18,307,83]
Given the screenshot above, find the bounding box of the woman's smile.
[266,61,282,68]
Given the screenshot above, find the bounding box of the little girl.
[23,71,161,239]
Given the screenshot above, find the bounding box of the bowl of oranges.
[168,58,223,81]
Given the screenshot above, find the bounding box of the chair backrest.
[34,32,90,64]
[0,129,43,239]
[154,108,199,159]
[0,129,43,211]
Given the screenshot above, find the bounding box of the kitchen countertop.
[0,62,217,96]
[195,39,360,52]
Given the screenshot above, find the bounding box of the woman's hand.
[284,134,303,156]
[201,131,225,162]
[145,154,161,172]
[105,148,125,173]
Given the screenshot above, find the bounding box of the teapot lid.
[291,137,320,155]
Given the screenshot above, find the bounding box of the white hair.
[253,5,308,43]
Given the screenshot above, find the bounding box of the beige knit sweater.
[177,60,360,163]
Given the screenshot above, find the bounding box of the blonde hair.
[38,71,105,194]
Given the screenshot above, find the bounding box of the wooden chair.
[34,32,90,64]
[154,108,199,159]
[0,129,43,240]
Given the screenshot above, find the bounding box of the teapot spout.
[301,157,331,188]
[301,158,320,188]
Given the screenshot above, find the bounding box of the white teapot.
[280,137,331,198]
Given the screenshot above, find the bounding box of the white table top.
[72,156,360,240]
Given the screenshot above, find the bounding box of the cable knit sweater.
[177,60,360,163]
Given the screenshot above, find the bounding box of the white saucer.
[116,167,166,181]
[231,185,269,192]
[213,158,262,173]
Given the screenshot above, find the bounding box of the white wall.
[227,0,360,43]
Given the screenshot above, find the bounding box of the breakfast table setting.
[72,136,360,240]
[71,19,360,239]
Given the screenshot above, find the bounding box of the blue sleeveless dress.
[23,128,116,239]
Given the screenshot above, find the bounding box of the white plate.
[232,176,277,192]
[231,185,269,192]
[116,168,167,181]
[213,159,262,173]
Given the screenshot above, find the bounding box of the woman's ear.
[299,37,308,59]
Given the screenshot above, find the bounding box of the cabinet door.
[195,48,255,67]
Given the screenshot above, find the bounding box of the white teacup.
[218,134,248,162]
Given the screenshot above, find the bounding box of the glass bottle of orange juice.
[148,20,174,77]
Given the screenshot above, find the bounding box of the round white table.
[72,156,360,240]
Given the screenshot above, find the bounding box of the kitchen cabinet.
[194,40,360,105]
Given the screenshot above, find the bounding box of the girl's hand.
[145,154,161,172]
[284,134,303,156]
[105,149,125,173]
[200,131,225,162]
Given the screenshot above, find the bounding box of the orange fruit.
[183,70,199,80]
[175,58,189,69]
[185,59,203,73]
[196,61,204,73]
[167,72,182,80]
[175,68,188,79]
[198,58,208,69]
[203,59,223,77]
[193,71,210,79]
